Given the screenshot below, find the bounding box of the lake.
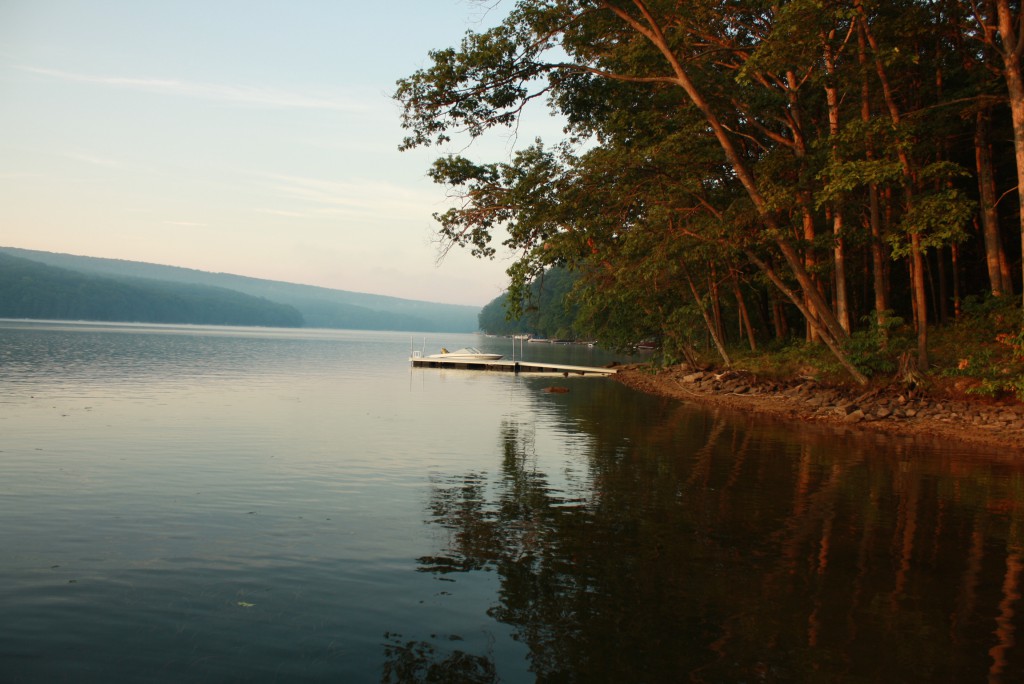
[2,320,1023,682]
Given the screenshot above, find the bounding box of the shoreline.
[611,364,1024,455]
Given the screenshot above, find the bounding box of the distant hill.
[0,252,304,327]
[0,247,481,332]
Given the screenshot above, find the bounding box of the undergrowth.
[931,296,1024,401]
[669,298,1024,401]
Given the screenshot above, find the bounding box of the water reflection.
[416,396,1024,682]
[382,633,498,684]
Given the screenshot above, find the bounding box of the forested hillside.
[0,253,304,327]
[0,247,480,332]
[478,268,579,338]
[398,0,1024,385]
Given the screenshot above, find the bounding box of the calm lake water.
[2,320,1023,682]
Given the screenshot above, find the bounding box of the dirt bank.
[611,364,1024,455]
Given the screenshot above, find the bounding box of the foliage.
[934,297,1024,400]
[841,312,911,376]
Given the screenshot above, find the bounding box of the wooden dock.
[410,355,617,376]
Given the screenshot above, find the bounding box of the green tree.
[397,0,1010,381]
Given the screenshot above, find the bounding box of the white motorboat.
[426,346,503,361]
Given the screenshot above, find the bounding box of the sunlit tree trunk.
[977,0,1024,305]
[996,0,1024,307]
[823,32,851,334]
[798,205,823,343]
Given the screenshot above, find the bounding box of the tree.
[397,0,1010,381]
[971,0,1024,306]
[397,0,874,381]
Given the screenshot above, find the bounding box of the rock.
[682,372,705,383]
[876,407,892,419]
[844,410,865,423]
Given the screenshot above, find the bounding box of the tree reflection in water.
[381,632,497,684]
[408,391,1024,682]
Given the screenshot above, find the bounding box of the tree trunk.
[858,22,889,330]
[976,109,1007,296]
[684,264,731,366]
[936,248,949,326]
[832,210,851,333]
[952,242,962,320]
[858,0,927,368]
[870,186,888,316]
[708,267,725,345]
[731,275,757,351]
[1000,235,1015,295]
[770,286,788,341]
[823,33,851,334]
[911,231,929,370]
[933,249,946,327]
[993,0,1024,307]
[746,249,869,384]
[800,199,821,343]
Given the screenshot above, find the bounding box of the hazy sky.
[0,1,562,307]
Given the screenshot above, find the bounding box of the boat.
[426,346,503,361]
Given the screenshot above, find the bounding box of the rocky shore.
[612,364,1024,455]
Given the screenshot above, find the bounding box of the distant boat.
[426,346,503,361]
[528,338,550,343]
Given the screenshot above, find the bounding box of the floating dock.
[410,354,617,376]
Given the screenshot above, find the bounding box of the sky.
[0,1,564,307]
